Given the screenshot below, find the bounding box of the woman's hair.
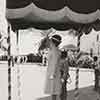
[38,37,49,51]
[38,34,62,52]
[50,34,62,47]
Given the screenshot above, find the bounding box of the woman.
[45,35,62,100]
[39,34,62,100]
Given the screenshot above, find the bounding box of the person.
[59,50,70,100]
[93,56,100,91]
[43,34,62,100]
[38,34,69,100]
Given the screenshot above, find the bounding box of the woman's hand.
[61,78,64,83]
[50,74,56,79]
[50,75,54,79]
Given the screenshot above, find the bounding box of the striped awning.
[6,0,100,32]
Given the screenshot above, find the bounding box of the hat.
[50,34,62,43]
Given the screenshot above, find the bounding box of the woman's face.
[49,39,55,48]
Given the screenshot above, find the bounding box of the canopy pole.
[90,48,93,57]
[97,34,100,56]
[16,30,22,100]
[16,30,19,45]
[8,23,11,100]
[74,32,82,100]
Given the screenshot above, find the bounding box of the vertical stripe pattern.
[74,32,82,100]
[8,24,11,100]
[16,30,22,100]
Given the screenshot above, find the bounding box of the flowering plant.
[77,55,94,68]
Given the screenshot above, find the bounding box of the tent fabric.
[7,0,32,9]
[6,0,100,31]
[6,3,99,23]
[7,0,98,12]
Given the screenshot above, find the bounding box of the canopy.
[6,0,100,32]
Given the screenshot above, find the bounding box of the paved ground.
[37,86,100,100]
[0,63,100,100]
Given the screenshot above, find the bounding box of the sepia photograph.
[0,0,100,100]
